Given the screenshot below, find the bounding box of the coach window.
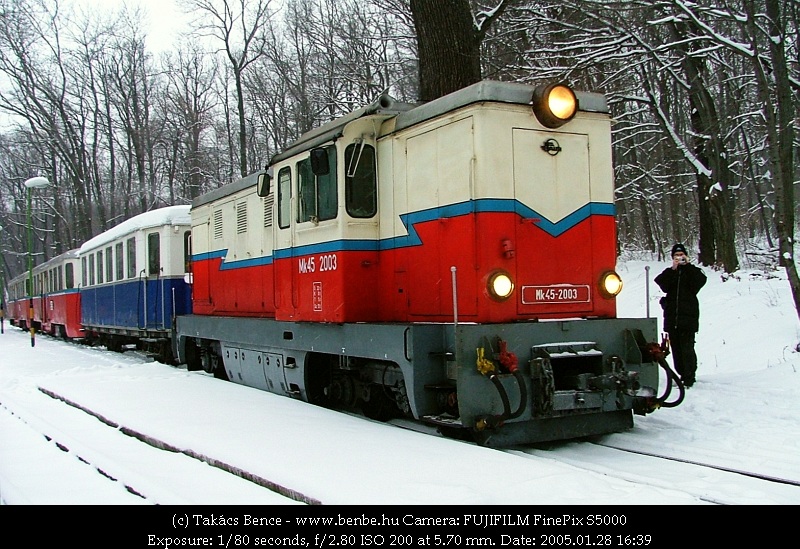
[115,242,124,280]
[277,167,291,229]
[148,233,161,275]
[105,246,113,282]
[65,263,74,289]
[82,257,87,286]
[297,146,337,224]
[58,266,63,291]
[345,142,377,218]
[97,250,104,284]
[89,253,95,285]
[127,237,136,278]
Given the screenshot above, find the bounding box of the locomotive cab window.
[184,231,192,273]
[148,233,161,275]
[345,142,376,218]
[277,167,291,229]
[297,146,337,224]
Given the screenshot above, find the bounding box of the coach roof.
[80,205,191,254]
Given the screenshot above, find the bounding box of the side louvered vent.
[236,201,247,234]
[213,209,223,239]
[263,193,274,227]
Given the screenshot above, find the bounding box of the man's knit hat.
[671,243,688,257]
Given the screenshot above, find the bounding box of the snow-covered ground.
[1,258,798,506]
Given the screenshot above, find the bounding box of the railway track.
[3,328,798,505]
[591,440,800,487]
[509,438,800,505]
[383,413,800,504]
[0,384,304,505]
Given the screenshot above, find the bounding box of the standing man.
[655,243,707,388]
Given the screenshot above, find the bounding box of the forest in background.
[0,0,797,293]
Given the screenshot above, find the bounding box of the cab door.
[273,166,296,319]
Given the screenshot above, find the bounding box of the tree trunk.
[763,0,800,325]
[409,0,482,101]
[672,20,739,272]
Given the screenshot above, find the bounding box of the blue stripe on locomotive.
[199,198,617,267]
[81,277,191,331]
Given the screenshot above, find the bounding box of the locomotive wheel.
[361,387,396,422]
[213,365,229,380]
[184,339,202,372]
[438,425,474,443]
[305,354,334,408]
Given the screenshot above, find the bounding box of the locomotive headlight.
[532,83,578,128]
[488,271,514,301]
[600,271,623,298]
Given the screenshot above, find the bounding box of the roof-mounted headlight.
[532,83,578,128]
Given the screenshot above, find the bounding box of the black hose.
[656,357,685,408]
[509,370,527,419]
[488,374,512,418]
[486,369,529,424]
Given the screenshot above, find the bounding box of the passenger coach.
[6,249,82,338]
[79,205,192,359]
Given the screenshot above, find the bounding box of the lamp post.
[0,224,4,334]
[24,176,50,347]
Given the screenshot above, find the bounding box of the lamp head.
[24,176,50,189]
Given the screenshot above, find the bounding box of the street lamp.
[0,224,4,334]
[24,175,50,347]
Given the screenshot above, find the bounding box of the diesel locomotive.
[7,81,676,446]
[175,80,669,446]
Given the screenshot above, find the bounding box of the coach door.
[145,231,164,329]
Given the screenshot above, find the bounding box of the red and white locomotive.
[177,80,666,446]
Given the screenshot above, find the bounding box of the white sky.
[70,0,189,53]
[1,257,799,505]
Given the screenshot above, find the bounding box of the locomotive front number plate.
[521,284,590,304]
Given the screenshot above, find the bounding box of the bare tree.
[0,0,100,244]
[744,0,800,322]
[185,0,275,178]
[161,46,220,201]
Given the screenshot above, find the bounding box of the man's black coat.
[654,263,707,333]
